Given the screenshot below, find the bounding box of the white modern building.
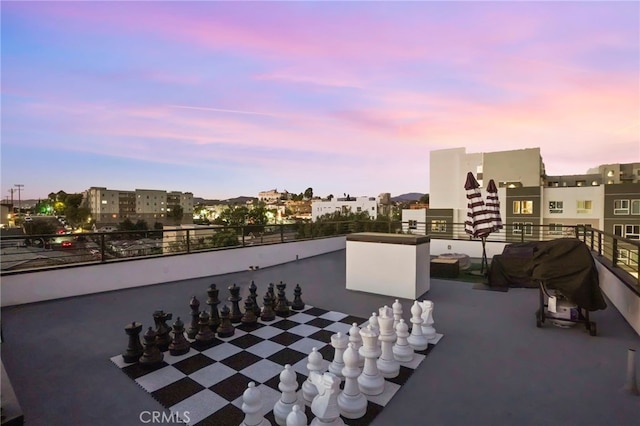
[311,196,379,221]
[401,208,427,234]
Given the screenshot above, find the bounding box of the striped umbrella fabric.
[485,179,503,232]
[464,172,493,238]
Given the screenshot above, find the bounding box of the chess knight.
[309,372,345,426]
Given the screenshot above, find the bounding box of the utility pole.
[15,184,24,221]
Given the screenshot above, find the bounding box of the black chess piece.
[228,284,243,324]
[187,296,200,340]
[274,285,291,317]
[292,284,305,311]
[268,283,276,310]
[206,284,221,332]
[260,293,276,322]
[216,305,235,338]
[122,321,144,363]
[139,327,163,368]
[153,310,173,352]
[249,281,260,317]
[195,311,215,343]
[168,317,190,356]
[241,295,258,325]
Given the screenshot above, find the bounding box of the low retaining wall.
[596,262,640,336]
[0,237,346,307]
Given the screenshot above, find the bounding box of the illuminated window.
[513,200,533,214]
[431,220,446,232]
[576,200,592,214]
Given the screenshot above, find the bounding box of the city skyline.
[2,1,638,200]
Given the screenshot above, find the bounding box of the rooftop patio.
[1,246,639,426]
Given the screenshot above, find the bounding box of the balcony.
[1,226,639,425]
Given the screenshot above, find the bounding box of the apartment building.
[311,196,378,221]
[83,187,193,225]
[427,147,639,241]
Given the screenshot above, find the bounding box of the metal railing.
[1,222,638,290]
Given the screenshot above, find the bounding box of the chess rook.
[122,321,143,363]
[407,301,428,351]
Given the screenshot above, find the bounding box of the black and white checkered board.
[111,305,442,426]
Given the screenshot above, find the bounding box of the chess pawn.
[309,372,345,426]
[368,312,380,349]
[241,382,271,426]
[195,311,215,343]
[328,332,348,380]
[139,327,163,368]
[187,296,200,339]
[291,284,305,311]
[348,323,364,368]
[302,347,326,403]
[420,300,437,342]
[242,295,258,325]
[274,286,291,317]
[168,317,190,356]
[407,301,428,351]
[357,325,384,396]
[286,405,307,426]
[337,343,367,419]
[261,293,276,322]
[392,319,414,362]
[217,305,235,338]
[153,310,173,352]
[122,321,144,363]
[377,307,399,378]
[392,299,403,330]
[274,365,302,426]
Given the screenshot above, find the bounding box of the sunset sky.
[2,1,638,201]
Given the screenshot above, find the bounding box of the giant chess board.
[111,304,442,426]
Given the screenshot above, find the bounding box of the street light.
[15,184,24,222]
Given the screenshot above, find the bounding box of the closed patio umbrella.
[464,172,493,273]
[485,179,503,233]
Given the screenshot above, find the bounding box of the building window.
[625,225,639,239]
[356,207,362,212]
[101,200,107,205]
[631,200,640,215]
[549,201,563,214]
[618,249,630,265]
[576,180,585,187]
[408,220,417,230]
[513,222,533,236]
[613,224,623,236]
[614,199,629,215]
[513,200,533,214]
[576,200,592,214]
[430,220,446,232]
[549,223,563,235]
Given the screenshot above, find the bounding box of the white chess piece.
[376,306,399,378]
[241,382,271,426]
[286,405,307,426]
[369,312,381,348]
[392,299,403,329]
[392,319,414,362]
[309,372,345,426]
[274,365,302,426]
[407,301,428,351]
[302,348,325,403]
[420,300,437,342]
[348,323,364,368]
[357,325,385,396]
[328,332,348,380]
[337,343,367,419]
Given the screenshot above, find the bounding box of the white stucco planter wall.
[346,233,430,299]
[595,261,640,336]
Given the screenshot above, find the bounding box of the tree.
[210,229,241,248]
[304,187,313,199]
[167,205,184,225]
[327,194,334,201]
[419,194,430,204]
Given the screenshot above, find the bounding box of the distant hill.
[391,192,426,202]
